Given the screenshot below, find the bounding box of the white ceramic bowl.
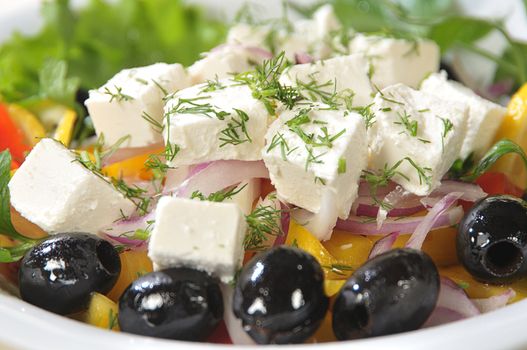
[1,1,527,349]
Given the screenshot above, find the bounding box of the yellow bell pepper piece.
[491,83,527,188]
[102,152,156,181]
[6,104,46,146]
[84,293,120,331]
[324,279,345,297]
[53,109,77,147]
[440,265,527,303]
[106,249,153,302]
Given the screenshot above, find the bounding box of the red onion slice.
[220,284,255,345]
[104,234,147,250]
[357,180,397,197]
[101,211,155,238]
[291,189,338,241]
[170,160,269,197]
[274,202,291,247]
[335,206,463,235]
[368,232,400,259]
[424,277,480,327]
[294,52,314,64]
[432,180,487,202]
[405,192,464,250]
[472,289,516,313]
[376,186,412,229]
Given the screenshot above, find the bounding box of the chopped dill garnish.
[103,85,134,102]
[191,184,248,202]
[219,109,252,147]
[244,203,282,250]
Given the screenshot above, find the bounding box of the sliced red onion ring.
[274,202,291,247]
[368,232,400,259]
[335,206,463,235]
[168,160,269,197]
[295,52,314,64]
[472,289,516,313]
[405,192,463,250]
[357,180,397,197]
[220,284,255,345]
[424,277,480,327]
[102,143,163,166]
[432,180,487,202]
[376,186,412,229]
[104,234,147,250]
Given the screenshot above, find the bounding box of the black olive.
[19,232,121,315]
[332,248,439,340]
[233,246,329,344]
[118,267,223,341]
[457,195,527,283]
[439,61,461,82]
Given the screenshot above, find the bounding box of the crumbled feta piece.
[227,5,341,61]
[226,179,261,215]
[279,54,374,107]
[262,104,368,219]
[163,81,270,167]
[420,71,507,159]
[148,197,247,283]
[188,45,266,85]
[8,139,136,234]
[370,84,468,196]
[85,63,190,148]
[349,34,440,89]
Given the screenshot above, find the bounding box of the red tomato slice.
[476,172,524,197]
[206,320,232,344]
[0,104,31,164]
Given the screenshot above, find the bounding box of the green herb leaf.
[462,139,527,183]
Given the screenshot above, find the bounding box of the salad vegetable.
[2,0,527,346]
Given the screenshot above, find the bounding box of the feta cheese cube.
[262,104,368,219]
[370,84,468,196]
[279,54,374,107]
[8,139,136,234]
[420,71,507,159]
[188,45,266,85]
[163,81,270,166]
[85,63,190,148]
[349,34,440,89]
[148,197,247,282]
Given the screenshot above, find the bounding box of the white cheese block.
[420,71,507,159]
[262,104,368,219]
[188,45,265,85]
[370,84,468,196]
[279,54,374,107]
[163,81,270,167]
[148,196,247,283]
[8,139,136,234]
[349,34,440,89]
[85,63,190,148]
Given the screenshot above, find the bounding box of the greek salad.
[2,0,527,345]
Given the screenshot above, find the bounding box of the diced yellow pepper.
[491,83,527,188]
[53,109,77,147]
[324,279,345,297]
[102,152,157,181]
[84,293,120,331]
[106,249,153,302]
[6,104,46,146]
[323,230,374,269]
[440,265,527,303]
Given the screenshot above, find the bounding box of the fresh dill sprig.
[351,103,376,129]
[244,204,282,251]
[361,157,432,209]
[394,110,418,137]
[219,109,253,147]
[191,184,248,202]
[313,127,346,148]
[142,111,164,133]
[338,158,347,174]
[305,146,327,171]
[151,79,169,96]
[201,76,226,93]
[168,96,230,120]
[103,85,134,103]
[438,116,454,151]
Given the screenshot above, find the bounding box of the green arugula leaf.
[462,139,527,183]
[38,59,80,107]
[0,150,35,243]
[427,16,495,53]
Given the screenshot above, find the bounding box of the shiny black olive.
[233,246,329,344]
[457,195,527,283]
[118,267,223,341]
[439,61,461,82]
[332,248,439,340]
[19,232,121,315]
